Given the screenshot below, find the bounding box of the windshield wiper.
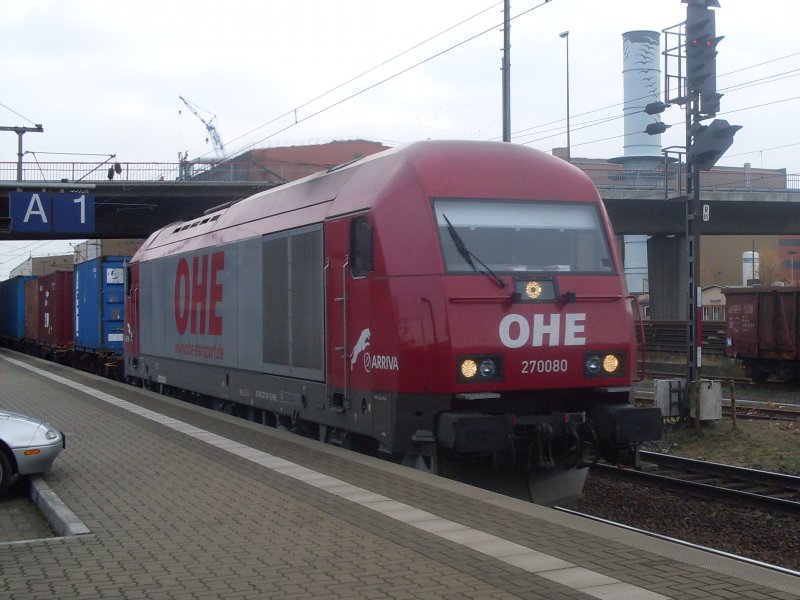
[442,214,506,289]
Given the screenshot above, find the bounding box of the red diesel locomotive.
[124,140,662,504]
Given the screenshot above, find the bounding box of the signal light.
[689,118,742,171]
[685,3,721,95]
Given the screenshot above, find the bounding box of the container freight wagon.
[32,271,75,355]
[0,276,34,345]
[125,140,662,505]
[725,286,800,382]
[24,278,40,346]
[74,256,128,377]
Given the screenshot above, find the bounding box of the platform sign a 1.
[54,192,94,233]
[9,191,94,234]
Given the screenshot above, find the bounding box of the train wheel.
[0,451,13,496]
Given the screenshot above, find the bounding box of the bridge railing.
[1,161,797,191]
[581,165,799,193]
[0,160,284,184]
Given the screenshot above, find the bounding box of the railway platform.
[1,348,798,600]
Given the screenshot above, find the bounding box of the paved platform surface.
[1,348,799,600]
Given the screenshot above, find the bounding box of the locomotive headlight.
[479,359,496,378]
[513,278,557,303]
[458,355,503,383]
[584,351,624,378]
[602,354,620,374]
[585,355,601,374]
[524,281,543,300]
[460,359,478,379]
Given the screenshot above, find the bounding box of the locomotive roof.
[131,139,601,262]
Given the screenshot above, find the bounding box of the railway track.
[635,391,800,420]
[596,451,800,516]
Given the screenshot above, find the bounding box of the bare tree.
[758,249,785,286]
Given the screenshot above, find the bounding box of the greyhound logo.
[350,328,371,370]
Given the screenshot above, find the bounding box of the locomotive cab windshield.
[434,199,615,275]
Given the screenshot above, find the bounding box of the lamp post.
[790,251,797,285]
[559,31,571,161]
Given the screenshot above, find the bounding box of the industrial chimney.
[613,30,663,170]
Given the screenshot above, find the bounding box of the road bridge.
[2,159,798,240]
[2,158,798,320]
[0,159,282,240]
[602,187,800,236]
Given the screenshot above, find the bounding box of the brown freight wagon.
[724,286,800,382]
[35,271,75,349]
[24,278,40,342]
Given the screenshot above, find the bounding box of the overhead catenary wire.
[514,72,800,154]
[224,1,507,151]
[509,61,800,147]
[228,0,558,157]
[3,6,800,278]
[5,6,800,198]
[0,101,38,126]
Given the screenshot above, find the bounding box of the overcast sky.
[2,0,799,278]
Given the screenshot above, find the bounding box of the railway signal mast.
[683,0,741,417]
[683,0,741,412]
[650,1,742,420]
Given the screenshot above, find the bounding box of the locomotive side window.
[433,199,614,275]
[350,216,374,278]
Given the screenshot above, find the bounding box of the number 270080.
[521,359,568,374]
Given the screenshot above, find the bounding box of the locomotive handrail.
[342,257,350,402]
[448,296,512,304]
[562,294,626,302]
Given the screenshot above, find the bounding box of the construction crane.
[179,96,226,158]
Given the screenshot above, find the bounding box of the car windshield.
[434,199,615,274]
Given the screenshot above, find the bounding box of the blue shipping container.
[74,256,127,353]
[0,276,34,339]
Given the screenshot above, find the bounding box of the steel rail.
[596,452,800,516]
[634,392,800,420]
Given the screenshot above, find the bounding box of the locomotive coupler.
[562,418,583,468]
[573,421,601,468]
[526,423,554,470]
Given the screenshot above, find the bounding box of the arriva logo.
[350,328,400,373]
[499,313,587,348]
[350,328,371,370]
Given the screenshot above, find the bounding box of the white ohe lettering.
[499,313,586,348]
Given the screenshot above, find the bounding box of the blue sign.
[54,192,94,233]
[9,191,94,234]
[10,192,53,232]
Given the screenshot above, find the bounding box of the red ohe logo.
[174,251,225,336]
